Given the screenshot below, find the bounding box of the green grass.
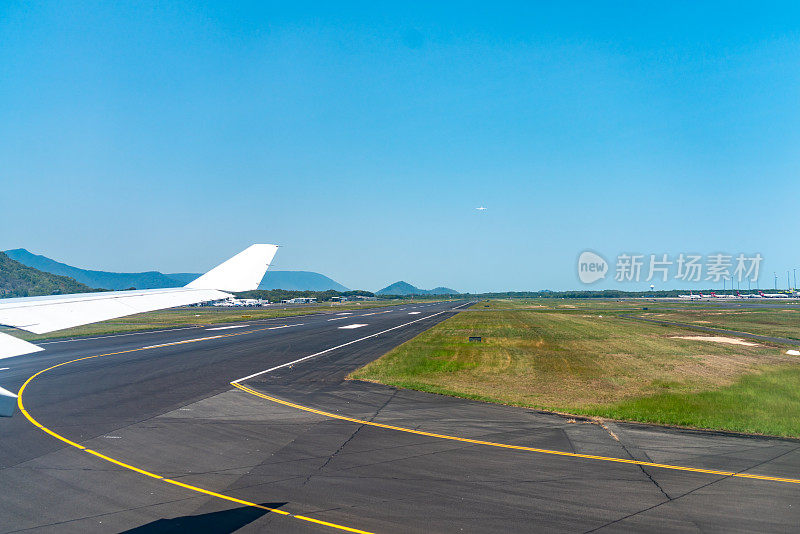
[351,300,800,437]
[581,366,800,436]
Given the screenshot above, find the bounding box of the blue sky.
[2,2,798,292]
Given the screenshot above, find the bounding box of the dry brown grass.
[352,307,796,411]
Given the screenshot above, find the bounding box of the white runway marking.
[141,323,304,350]
[336,312,353,315]
[232,302,473,383]
[327,316,351,321]
[206,324,250,331]
[37,326,201,345]
[338,324,368,329]
[36,314,316,346]
[408,312,421,315]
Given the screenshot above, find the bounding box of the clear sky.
[2,2,798,292]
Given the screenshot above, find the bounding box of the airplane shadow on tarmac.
[119,503,288,533]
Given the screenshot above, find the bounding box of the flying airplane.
[0,244,278,417]
[475,206,487,211]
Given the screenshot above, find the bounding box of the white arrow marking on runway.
[338,324,368,329]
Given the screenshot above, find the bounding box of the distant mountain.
[377,281,460,296]
[428,286,461,295]
[376,281,418,296]
[164,273,200,285]
[4,249,350,292]
[258,271,348,291]
[5,249,179,290]
[168,271,348,291]
[0,252,96,298]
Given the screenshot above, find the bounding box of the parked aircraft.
[759,291,790,299]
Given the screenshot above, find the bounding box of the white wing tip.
[0,331,44,359]
[185,244,278,292]
[0,386,17,417]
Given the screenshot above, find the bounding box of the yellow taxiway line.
[231,383,800,485]
[16,327,374,534]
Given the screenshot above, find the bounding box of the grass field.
[351,299,800,437]
[3,300,418,341]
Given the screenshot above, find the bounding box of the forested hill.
[0,252,97,298]
[5,248,178,290]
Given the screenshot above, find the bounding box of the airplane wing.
[0,287,231,335]
[0,243,278,416]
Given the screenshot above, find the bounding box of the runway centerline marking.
[206,324,250,331]
[338,324,368,330]
[16,321,377,534]
[232,303,472,383]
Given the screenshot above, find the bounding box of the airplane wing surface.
[0,287,231,335]
[0,243,278,415]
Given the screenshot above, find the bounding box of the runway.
[2,300,800,533]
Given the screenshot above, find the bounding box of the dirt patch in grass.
[670,335,760,346]
[640,308,800,341]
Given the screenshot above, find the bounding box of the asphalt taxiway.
[2,300,800,533]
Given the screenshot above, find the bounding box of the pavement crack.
[594,420,674,502]
[583,445,800,533]
[636,463,671,501]
[302,390,399,485]
[738,444,800,473]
